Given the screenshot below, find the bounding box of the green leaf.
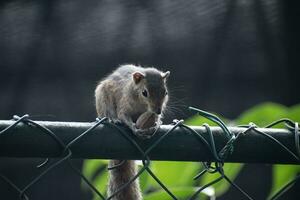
[139,165,151,191]
[146,161,201,190]
[268,164,300,199]
[200,163,244,196]
[236,102,288,126]
[185,115,218,126]
[288,104,300,122]
[81,159,108,198]
[185,114,229,126]
[267,104,300,199]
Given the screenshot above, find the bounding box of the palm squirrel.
[95,64,170,200]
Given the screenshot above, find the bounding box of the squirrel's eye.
[142,90,148,97]
[165,91,168,96]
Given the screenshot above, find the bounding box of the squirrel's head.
[132,68,170,115]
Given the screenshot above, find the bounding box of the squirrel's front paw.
[133,125,159,139]
[110,118,124,126]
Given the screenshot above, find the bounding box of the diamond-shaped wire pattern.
[0,107,299,200]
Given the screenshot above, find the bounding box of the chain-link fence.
[0,107,299,200]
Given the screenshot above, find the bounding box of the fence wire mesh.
[0,107,299,200]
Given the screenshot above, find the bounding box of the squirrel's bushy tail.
[108,160,142,200]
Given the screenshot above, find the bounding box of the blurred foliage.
[82,160,108,196]
[82,102,300,199]
[235,102,300,199]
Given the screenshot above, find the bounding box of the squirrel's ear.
[162,71,170,79]
[133,72,145,84]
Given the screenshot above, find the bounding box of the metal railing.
[0,107,299,200]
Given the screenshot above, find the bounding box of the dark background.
[0,0,299,199]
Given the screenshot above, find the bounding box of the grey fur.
[95,64,169,200]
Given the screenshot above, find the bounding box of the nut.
[135,111,158,129]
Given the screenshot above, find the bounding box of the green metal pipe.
[0,120,298,164]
